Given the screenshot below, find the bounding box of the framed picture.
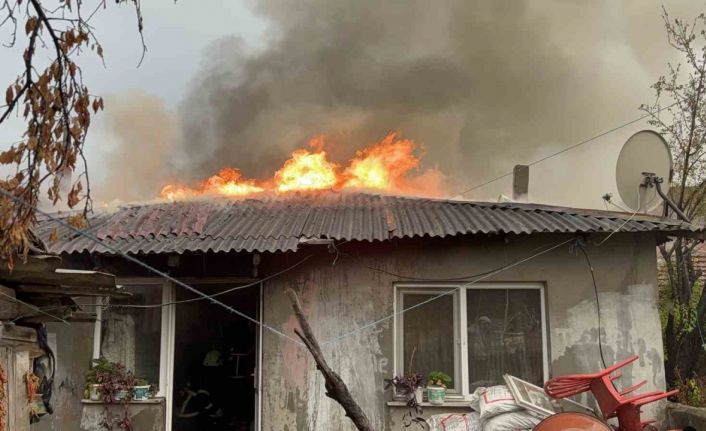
[503,374,595,418]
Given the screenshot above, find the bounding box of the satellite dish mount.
[640,172,690,222]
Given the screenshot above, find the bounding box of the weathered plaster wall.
[80,401,165,431]
[32,322,95,431]
[261,233,664,430]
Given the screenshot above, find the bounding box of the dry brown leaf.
[67,182,82,208]
[0,149,15,165]
[25,17,36,35]
[48,227,58,244]
[5,87,12,105]
[67,214,87,229]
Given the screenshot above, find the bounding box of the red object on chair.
[544,356,679,431]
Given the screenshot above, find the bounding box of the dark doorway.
[172,283,259,431]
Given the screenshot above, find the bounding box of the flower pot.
[427,386,446,405]
[133,385,150,401]
[414,387,423,404]
[89,384,102,401]
[113,389,129,401]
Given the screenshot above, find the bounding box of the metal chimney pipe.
[513,165,529,202]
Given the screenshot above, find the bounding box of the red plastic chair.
[544,355,678,431]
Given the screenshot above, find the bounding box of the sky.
[0,0,703,210]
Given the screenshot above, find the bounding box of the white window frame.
[394,282,548,399]
[93,278,173,399]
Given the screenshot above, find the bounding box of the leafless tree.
[0,0,144,266]
[640,7,706,386]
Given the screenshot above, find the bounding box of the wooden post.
[285,288,375,431]
[3,348,30,431]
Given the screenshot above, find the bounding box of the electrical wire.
[363,242,560,281]
[105,254,313,309]
[0,288,69,325]
[0,187,305,347]
[594,184,642,247]
[320,237,575,346]
[0,187,579,348]
[453,102,678,198]
[0,175,656,347]
[576,242,608,369]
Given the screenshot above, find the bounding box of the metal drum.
[534,412,612,431]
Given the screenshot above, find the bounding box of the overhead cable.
[0,187,306,346]
[320,237,575,345]
[453,102,678,198]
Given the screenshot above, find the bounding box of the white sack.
[478,386,521,421]
[426,412,481,431]
[468,387,485,411]
[482,410,541,431]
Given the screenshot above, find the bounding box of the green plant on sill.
[426,371,452,389]
[85,357,115,385]
[83,357,138,430]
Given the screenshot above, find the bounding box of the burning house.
[32,189,704,431]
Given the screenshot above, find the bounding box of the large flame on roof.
[161,168,264,200]
[160,132,445,199]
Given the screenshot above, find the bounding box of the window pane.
[101,284,162,389]
[466,289,543,390]
[402,293,455,389]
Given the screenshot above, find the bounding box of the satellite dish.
[615,130,672,212]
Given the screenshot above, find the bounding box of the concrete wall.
[80,401,165,431]
[31,322,95,431]
[260,233,665,430]
[665,401,706,429]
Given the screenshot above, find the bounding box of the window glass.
[402,293,455,389]
[466,289,543,390]
[101,284,162,388]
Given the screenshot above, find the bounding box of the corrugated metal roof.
[35,192,704,255]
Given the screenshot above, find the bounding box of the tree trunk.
[665,314,678,386]
[675,329,703,381]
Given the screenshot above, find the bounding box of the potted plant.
[112,368,136,402]
[133,378,151,401]
[426,371,452,405]
[84,357,114,401]
[84,358,137,403]
[384,373,425,408]
[84,358,139,430]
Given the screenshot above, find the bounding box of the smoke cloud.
[99,1,702,207]
[93,92,175,204]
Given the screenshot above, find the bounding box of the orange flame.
[160,168,264,199]
[274,148,338,192]
[160,132,444,199]
[343,133,420,190]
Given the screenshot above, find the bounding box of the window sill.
[386,400,472,408]
[82,398,164,405]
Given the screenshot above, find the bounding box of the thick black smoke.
[121,1,702,204]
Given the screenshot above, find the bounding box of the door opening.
[171,283,259,431]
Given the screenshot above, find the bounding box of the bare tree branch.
[285,288,376,431]
[644,7,706,386]
[0,0,146,265]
